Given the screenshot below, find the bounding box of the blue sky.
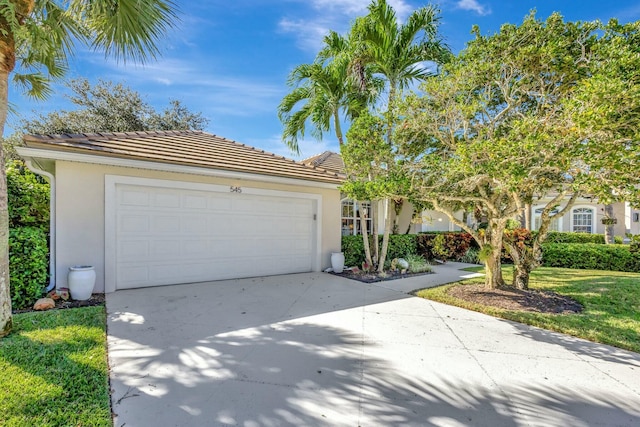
[8,0,640,160]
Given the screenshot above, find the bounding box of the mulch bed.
[12,294,106,315]
[330,269,433,283]
[446,284,583,314]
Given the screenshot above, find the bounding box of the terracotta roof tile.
[23,130,344,184]
[301,151,345,174]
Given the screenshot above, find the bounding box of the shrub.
[541,231,605,244]
[342,235,365,267]
[386,234,418,260]
[7,160,50,230]
[459,247,481,264]
[9,227,49,309]
[542,243,640,273]
[404,254,432,273]
[342,234,418,267]
[417,232,474,261]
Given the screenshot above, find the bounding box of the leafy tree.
[17,78,207,135]
[397,13,640,289]
[0,0,178,337]
[341,113,392,267]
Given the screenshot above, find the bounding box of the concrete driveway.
[106,264,640,426]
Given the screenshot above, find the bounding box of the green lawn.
[416,266,640,353]
[0,306,111,427]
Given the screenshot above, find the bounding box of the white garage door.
[112,181,317,289]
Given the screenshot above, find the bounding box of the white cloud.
[80,55,283,117]
[456,0,491,16]
[279,0,413,53]
[278,18,332,52]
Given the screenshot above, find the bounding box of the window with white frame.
[341,199,373,236]
[533,207,560,232]
[572,207,594,233]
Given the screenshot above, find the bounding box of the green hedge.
[542,243,640,272]
[343,232,476,266]
[7,160,50,230]
[9,227,49,309]
[540,231,606,244]
[342,234,418,267]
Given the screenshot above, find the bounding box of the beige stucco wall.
[54,160,341,292]
[420,210,464,232]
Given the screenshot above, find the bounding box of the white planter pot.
[331,252,345,274]
[68,266,96,301]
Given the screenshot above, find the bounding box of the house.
[17,131,344,293]
[303,151,640,238]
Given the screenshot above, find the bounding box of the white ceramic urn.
[68,266,96,301]
[331,252,345,274]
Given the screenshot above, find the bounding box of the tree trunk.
[513,262,531,290]
[372,202,379,265]
[483,221,505,289]
[0,69,12,337]
[604,204,615,244]
[333,110,344,146]
[358,201,373,267]
[483,248,505,289]
[377,198,393,273]
[524,203,531,230]
[505,243,533,290]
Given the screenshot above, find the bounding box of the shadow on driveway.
[107,272,640,426]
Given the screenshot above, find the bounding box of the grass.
[0,306,111,426]
[416,266,640,353]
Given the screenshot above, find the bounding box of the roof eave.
[17,146,344,189]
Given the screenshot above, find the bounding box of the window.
[341,200,373,236]
[533,208,560,232]
[572,207,594,233]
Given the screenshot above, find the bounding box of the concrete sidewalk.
[107,264,640,426]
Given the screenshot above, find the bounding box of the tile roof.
[22,130,345,185]
[301,151,345,174]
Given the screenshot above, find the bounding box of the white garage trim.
[104,175,323,292]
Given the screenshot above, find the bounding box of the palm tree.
[350,0,450,272]
[0,0,178,337]
[353,0,450,113]
[278,31,382,154]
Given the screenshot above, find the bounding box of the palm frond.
[68,0,179,63]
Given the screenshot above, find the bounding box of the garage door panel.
[120,189,150,206]
[182,215,208,234]
[184,194,207,209]
[114,183,317,289]
[119,240,149,258]
[154,192,181,208]
[209,196,232,211]
[153,216,180,233]
[120,215,150,233]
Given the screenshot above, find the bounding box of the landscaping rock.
[33,298,55,311]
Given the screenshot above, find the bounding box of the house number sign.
[230,186,242,193]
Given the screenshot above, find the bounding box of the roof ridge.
[313,151,335,167]
[24,129,203,143]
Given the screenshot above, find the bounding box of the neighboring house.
[529,197,640,236]
[304,151,640,238]
[17,131,344,293]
